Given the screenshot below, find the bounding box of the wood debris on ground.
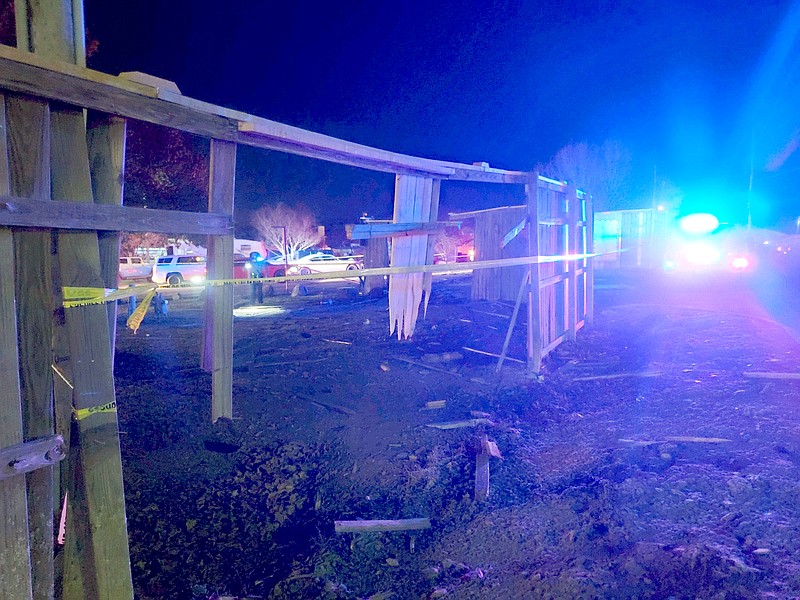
[422,400,446,410]
[426,418,494,430]
[334,518,432,533]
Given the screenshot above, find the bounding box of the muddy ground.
[111,272,800,599]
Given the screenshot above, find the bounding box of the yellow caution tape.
[74,400,117,421]
[126,287,157,334]
[63,284,159,308]
[61,250,617,310]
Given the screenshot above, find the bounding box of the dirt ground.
[111,272,800,599]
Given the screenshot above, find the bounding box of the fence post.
[525,172,542,373]
[567,185,579,341]
[203,139,236,422]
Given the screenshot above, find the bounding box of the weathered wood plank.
[526,173,543,372]
[0,88,32,596]
[363,237,389,294]
[6,93,55,600]
[204,139,236,422]
[567,185,579,342]
[349,221,449,239]
[51,105,133,600]
[334,518,431,533]
[584,193,594,325]
[0,436,66,481]
[0,194,231,234]
[87,114,127,360]
[388,175,436,339]
[422,179,441,318]
[0,46,525,183]
[0,233,32,599]
[0,45,236,140]
[0,223,32,598]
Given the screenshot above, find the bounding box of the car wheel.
[166,273,183,286]
[299,267,311,275]
[274,269,285,277]
[346,264,357,270]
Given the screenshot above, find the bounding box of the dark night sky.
[84,0,800,231]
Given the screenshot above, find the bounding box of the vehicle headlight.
[682,241,721,265]
[731,256,750,270]
[190,275,206,284]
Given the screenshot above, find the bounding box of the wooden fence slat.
[0,91,33,599]
[6,92,54,600]
[363,237,389,293]
[584,193,594,325]
[526,173,542,373]
[0,194,232,234]
[203,139,236,422]
[87,114,127,362]
[51,105,133,600]
[567,185,579,342]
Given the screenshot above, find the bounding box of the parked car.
[234,253,291,278]
[287,252,363,275]
[151,255,207,285]
[118,256,152,280]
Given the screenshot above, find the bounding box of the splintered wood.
[388,175,440,339]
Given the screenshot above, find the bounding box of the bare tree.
[541,140,631,211]
[434,226,471,263]
[120,232,168,258]
[251,202,323,259]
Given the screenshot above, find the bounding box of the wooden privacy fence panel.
[594,208,661,269]
[537,180,591,354]
[470,206,526,302]
[453,176,594,370]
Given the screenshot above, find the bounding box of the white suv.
[151,255,207,285]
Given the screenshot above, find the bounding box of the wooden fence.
[0,3,594,597]
[594,208,666,269]
[451,177,594,368]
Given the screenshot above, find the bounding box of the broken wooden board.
[334,518,431,533]
[388,175,438,339]
[426,419,494,430]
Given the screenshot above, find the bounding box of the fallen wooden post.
[497,268,530,371]
[334,518,431,534]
